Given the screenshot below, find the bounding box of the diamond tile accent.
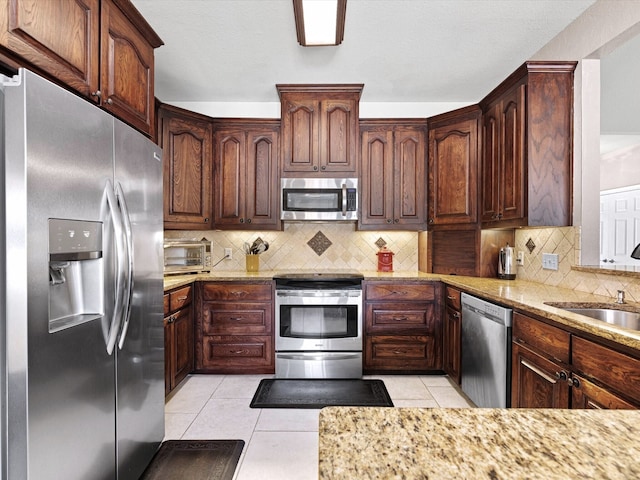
[526,237,536,253]
[375,237,387,248]
[307,230,332,256]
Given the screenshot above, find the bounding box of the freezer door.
[113,119,164,480]
[4,70,117,479]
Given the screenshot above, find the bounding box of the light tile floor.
[164,374,475,480]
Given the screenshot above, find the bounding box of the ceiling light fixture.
[293,0,346,47]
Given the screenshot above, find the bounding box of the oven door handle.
[276,290,361,297]
[277,353,362,361]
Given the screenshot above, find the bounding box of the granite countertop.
[163,269,640,352]
[318,406,640,479]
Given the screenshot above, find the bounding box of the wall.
[165,224,418,272]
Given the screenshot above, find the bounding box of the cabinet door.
[172,307,194,388]
[245,128,280,229]
[481,102,501,223]
[0,0,100,98]
[443,306,461,384]
[571,374,637,409]
[281,96,320,172]
[160,108,213,229]
[164,317,173,396]
[360,128,394,228]
[428,116,479,226]
[511,342,570,408]
[498,84,526,222]
[214,129,247,227]
[393,127,426,228]
[320,98,358,173]
[100,0,156,135]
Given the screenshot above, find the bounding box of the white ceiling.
[132,0,597,105]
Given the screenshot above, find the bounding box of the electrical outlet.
[542,253,559,270]
[516,251,524,266]
[224,247,232,259]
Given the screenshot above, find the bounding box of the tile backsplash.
[515,226,640,302]
[164,223,418,272]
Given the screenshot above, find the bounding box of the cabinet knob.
[555,371,567,381]
[247,218,252,223]
[428,218,434,224]
[239,218,245,223]
[386,219,392,224]
[568,376,580,388]
[394,219,399,223]
[105,97,113,105]
[204,218,209,223]
[91,90,101,99]
[452,312,460,319]
[313,166,318,171]
[321,166,326,170]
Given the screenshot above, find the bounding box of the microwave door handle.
[342,183,347,216]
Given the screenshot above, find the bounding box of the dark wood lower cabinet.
[363,281,442,374]
[164,285,194,396]
[196,281,274,374]
[443,285,462,385]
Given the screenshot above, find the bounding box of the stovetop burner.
[274,271,363,289]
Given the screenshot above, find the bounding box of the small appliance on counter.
[498,244,516,280]
[164,239,212,275]
[376,247,394,272]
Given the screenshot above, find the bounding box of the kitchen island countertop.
[318,406,640,479]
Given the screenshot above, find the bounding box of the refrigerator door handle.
[105,180,126,355]
[115,181,134,350]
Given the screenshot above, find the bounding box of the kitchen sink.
[545,302,640,331]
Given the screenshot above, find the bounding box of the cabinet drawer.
[169,286,192,312]
[513,312,570,364]
[445,286,461,310]
[572,336,640,404]
[365,303,435,334]
[201,335,273,370]
[163,293,170,315]
[365,282,436,301]
[365,335,437,371]
[202,282,272,301]
[202,302,272,335]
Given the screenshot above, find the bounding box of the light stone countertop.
[318,406,640,480]
[163,269,640,352]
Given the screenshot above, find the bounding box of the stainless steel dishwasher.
[460,293,513,408]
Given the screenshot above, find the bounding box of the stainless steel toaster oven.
[163,240,212,275]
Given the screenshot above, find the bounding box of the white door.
[600,186,640,265]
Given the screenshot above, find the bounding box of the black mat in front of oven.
[249,379,394,409]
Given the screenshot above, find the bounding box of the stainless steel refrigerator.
[0,69,164,479]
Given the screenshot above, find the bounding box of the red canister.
[376,247,394,272]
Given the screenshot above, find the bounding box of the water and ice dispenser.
[48,218,104,333]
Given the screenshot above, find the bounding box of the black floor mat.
[139,440,244,480]
[249,378,394,409]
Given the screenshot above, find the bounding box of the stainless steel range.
[274,272,363,378]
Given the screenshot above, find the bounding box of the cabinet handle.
[521,359,558,384]
[230,317,243,321]
[393,316,408,322]
[555,370,568,381]
[177,296,187,302]
[232,350,244,355]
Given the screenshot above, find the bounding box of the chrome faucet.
[616,290,625,304]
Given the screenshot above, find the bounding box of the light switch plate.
[542,253,559,270]
[224,247,232,259]
[516,251,524,266]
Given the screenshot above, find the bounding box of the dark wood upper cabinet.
[213,119,280,230]
[277,84,362,176]
[479,61,576,228]
[158,103,213,229]
[428,106,481,227]
[0,0,162,136]
[360,120,427,230]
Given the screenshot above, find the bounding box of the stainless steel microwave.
[164,240,211,275]
[281,178,358,221]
